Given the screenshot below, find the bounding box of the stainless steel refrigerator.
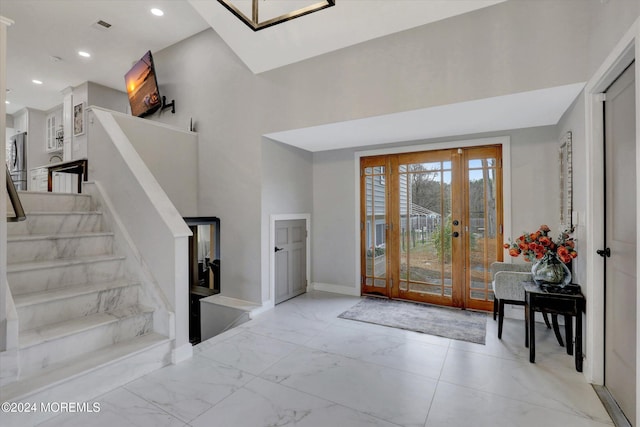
[8,132,27,191]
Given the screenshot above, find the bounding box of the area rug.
[338,297,487,344]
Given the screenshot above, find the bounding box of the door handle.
[596,248,611,258]
[452,232,460,238]
[12,141,17,168]
[275,246,284,253]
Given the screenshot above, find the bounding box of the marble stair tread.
[7,254,126,273]
[19,305,154,349]
[0,332,169,402]
[16,191,92,213]
[22,211,102,216]
[7,231,114,242]
[13,280,138,308]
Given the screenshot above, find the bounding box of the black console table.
[47,159,88,193]
[524,282,585,372]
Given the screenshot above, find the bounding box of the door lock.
[452,220,459,226]
[596,248,611,258]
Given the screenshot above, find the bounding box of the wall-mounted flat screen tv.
[125,50,161,117]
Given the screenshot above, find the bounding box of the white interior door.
[604,61,636,425]
[274,219,307,304]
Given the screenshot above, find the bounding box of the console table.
[524,282,585,372]
[47,159,88,193]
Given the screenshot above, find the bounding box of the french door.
[361,145,503,311]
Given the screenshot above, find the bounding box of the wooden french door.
[361,145,503,311]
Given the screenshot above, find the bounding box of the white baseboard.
[249,301,274,318]
[312,282,361,297]
[171,342,193,364]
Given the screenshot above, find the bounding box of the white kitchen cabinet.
[29,166,49,192]
[46,110,63,153]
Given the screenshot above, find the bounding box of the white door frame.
[268,214,311,307]
[583,17,640,422]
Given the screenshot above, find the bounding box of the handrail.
[6,166,26,222]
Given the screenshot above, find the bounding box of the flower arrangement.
[504,224,577,264]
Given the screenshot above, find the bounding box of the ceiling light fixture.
[151,8,164,16]
[32,79,43,85]
[78,51,91,58]
[218,0,335,31]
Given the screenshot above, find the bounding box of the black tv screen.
[125,50,161,117]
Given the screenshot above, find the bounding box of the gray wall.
[586,0,640,74]
[312,148,357,289]
[556,94,586,287]
[261,139,313,301]
[553,0,640,293]
[147,0,633,304]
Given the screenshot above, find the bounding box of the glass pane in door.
[399,161,452,298]
[467,157,498,303]
[364,166,386,288]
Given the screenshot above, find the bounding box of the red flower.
[505,225,577,264]
[559,253,572,263]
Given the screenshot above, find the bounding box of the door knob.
[596,248,611,258]
[452,232,460,238]
[275,246,284,252]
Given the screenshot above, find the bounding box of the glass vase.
[531,252,571,287]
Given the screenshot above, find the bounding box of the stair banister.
[6,166,25,222]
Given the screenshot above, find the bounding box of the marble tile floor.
[38,291,612,427]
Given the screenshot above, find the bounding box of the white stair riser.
[8,258,126,295]
[19,312,153,377]
[17,285,140,332]
[17,192,92,213]
[0,339,171,427]
[8,213,103,236]
[8,234,114,264]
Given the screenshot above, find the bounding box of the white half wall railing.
[88,107,194,363]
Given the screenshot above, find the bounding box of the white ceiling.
[1,0,210,115]
[2,0,583,153]
[188,0,506,74]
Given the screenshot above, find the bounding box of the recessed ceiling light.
[32,79,43,85]
[151,8,164,16]
[78,51,91,58]
[5,100,9,104]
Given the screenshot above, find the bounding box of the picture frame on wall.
[73,103,85,136]
[559,131,573,232]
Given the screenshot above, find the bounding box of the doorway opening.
[360,145,503,311]
[184,217,221,345]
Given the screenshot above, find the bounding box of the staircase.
[1,191,171,424]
